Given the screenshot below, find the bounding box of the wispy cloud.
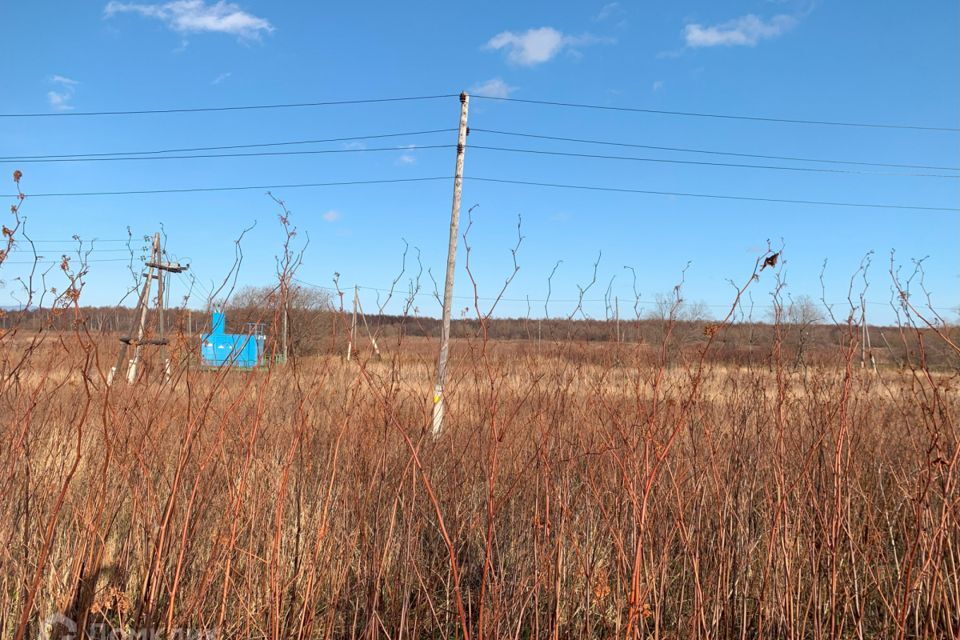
[47,75,79,111]
[322,210,341,223]
[51,75,79,87]
[652,80,664,92]
[484,27,613,66]
[470,77,516,99]
[593,2,623,22]
[47,93,73,111]
[684,14,797,48]
[656,48,683,59]
[396,145,417,165]
[211,71,231,84]
[342,141,366,151]
[104,0,274,41]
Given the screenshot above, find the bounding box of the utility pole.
[861,295,877,373]
[615,296,621,344]
[116,244,154,384]
[109,232,187,385]
[432,91,469,436]
[346,285,358,362]
[356,294,382,359]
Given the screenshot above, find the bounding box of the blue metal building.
[200,311,266,368]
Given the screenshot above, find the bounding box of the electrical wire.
[0,176,449,198]
[175,270,214,303]
[469,145,958,179]
[23,238,133,243]
[472,96,960,133]
[3,90,951,131]
[292,278,952,311]
[0,129,457,161]
[467,176,959,212]
[0,94,460,118]
[471,128,960,172]
[7,247,134,253]
[3,175,954,211]
[8,137,951,179]
[2,144,453,164]
[8,127,953,173]
[1,257,131,265]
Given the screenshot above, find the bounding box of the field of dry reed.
[2,316,958,639]
[3,174,959,638]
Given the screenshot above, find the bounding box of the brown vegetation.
[3,308,958,639]
[2,176,958,639]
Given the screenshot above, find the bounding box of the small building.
[200,311,265,368]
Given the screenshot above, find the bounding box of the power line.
[294,277,604,304]
[10,135,949,178]
[1,257,131,265]
[0,129,456,161]
[472,128,960,172]
[4,90,953,132]
[468,176,959,212]
[2,175,954,211]
[470,145,958,179]
[0,94,459,118]
[0,176,449,198]
[292,278,954,311]
[175,270,213,303]
[3,144,454,164]
[20,238,133,243]
[472,96,960,133]
[7,247,134,253]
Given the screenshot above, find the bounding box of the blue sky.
[2,0,958,323]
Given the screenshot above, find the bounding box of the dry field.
[1,320,958,639]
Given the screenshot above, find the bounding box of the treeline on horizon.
[4,302,958,371]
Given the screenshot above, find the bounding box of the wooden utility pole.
[432,91,469,436]
[356,295,382,359]
[113,244,154,385]
[344,289,383,362]
[538,318,542,355]
[861,295,877,372]
[108,232,188,385]
[615,296,621,344]
[346,285,358,361]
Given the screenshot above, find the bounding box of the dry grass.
[1,320,958,639]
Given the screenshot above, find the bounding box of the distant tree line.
[2,289,957,370]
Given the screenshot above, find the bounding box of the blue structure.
[200,311,266,368]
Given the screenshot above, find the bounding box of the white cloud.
[47,75,79,111]
[104,0,274,40]
[322,210,341,223]
[484,27,612,66]
[342,141,366,151]
[211,71,231,84]
[470,77,516,99]
[394,143,417,165]
[51,75,79,87]
[656,48,683,59]
[684,14,797,48]
[593,2,622,22]
[47,92,73,110]
[652,80,664,92]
